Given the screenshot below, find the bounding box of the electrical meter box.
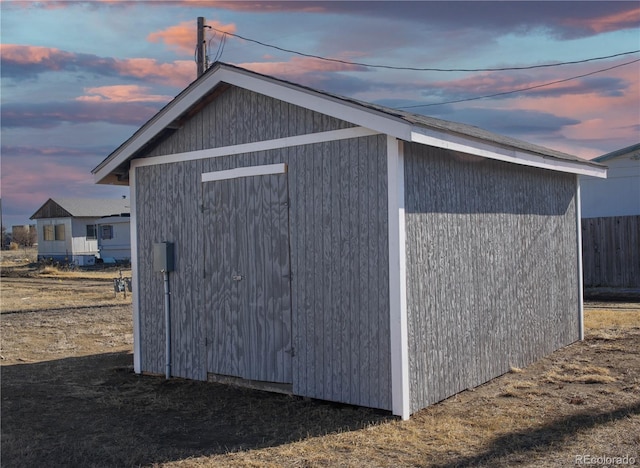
[153,242,175,272]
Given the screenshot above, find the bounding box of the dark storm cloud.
[207,1,639,38]
[18,1,639,39]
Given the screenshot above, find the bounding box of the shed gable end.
[144,85,356,159]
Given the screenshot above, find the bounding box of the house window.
[86,224,97,240]
[54,224,65,240]
[43,225,54,241]
[100,225,113,240]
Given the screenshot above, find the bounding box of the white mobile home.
[96,214,132,263]
[30,198,130,265]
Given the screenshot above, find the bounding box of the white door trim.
[202,163,287,183]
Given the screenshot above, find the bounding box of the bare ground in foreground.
[1,263,639,467]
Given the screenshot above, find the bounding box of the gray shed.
[93,62,606,419]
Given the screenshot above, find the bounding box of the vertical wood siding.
[202,171,292,383]
[145,85,355,158]
[582,215,640,288]
[136,159,206,379]
[403,144,579,412]
[135,104,391,409]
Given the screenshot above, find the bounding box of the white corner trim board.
[202,163,287,182]
[576,178,585,341]
[387,135,411,420]
[129,127,379,170]
[129,165,141,374]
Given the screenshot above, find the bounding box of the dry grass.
[1,247,131,280]
[1,272,639,467]
[1,249,132,313]
[543,364,616,385]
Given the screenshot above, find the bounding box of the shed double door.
[203,168,292,384]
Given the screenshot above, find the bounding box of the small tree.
[12,225,37,247]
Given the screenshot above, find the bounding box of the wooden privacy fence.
[581,215,640,288]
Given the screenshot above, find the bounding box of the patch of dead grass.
[584,308,640,331]
[544,363,616,384]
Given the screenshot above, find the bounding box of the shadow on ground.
[434,401,640,468]
[1,352,391,467]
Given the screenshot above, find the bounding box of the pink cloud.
[106,58,193,88]
[177,1,325,12]
[76,85,173,103]
[1,155,94,213]
[236,56,367,77]
[148,20,236,56]
[483,65,639,155]
[1,145,129,223]
[2,44,195,88]
[113,58,195,87]
[4,0,325,12]
[562,7,640,34]
[0,44,75,66]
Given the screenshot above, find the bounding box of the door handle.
[232,274,243,281]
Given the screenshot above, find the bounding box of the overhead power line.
[399,58,640,108]
[210,26,639,72]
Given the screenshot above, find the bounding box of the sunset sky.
[1,1,639,227]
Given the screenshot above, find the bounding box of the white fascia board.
[387,136,411,420]
[130,127,378,169]
[410,127,608,178]
[129,165,141,373]
[202,163,286,182]
[217,68,411,140]
[94,66,411,184]
[94,73,227,183]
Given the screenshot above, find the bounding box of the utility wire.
[210,26,639,72]
[399,58,640,108]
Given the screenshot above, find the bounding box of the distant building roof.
[593,143,640,163]
[30,198,130,220]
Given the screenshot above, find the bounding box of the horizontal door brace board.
[130,127,379,169]
[202,163,287,182]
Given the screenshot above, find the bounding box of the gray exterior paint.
[203,170,292,383]
[93,63,598,417]
[403,143,580,412]
[134,85,391,409]
[144,85,354,158]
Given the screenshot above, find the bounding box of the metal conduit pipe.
[163,270,171,379]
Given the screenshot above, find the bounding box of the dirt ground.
[1,259,639,467]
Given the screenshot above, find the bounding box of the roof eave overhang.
[93,63,606,184]
[410,127,608,179]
